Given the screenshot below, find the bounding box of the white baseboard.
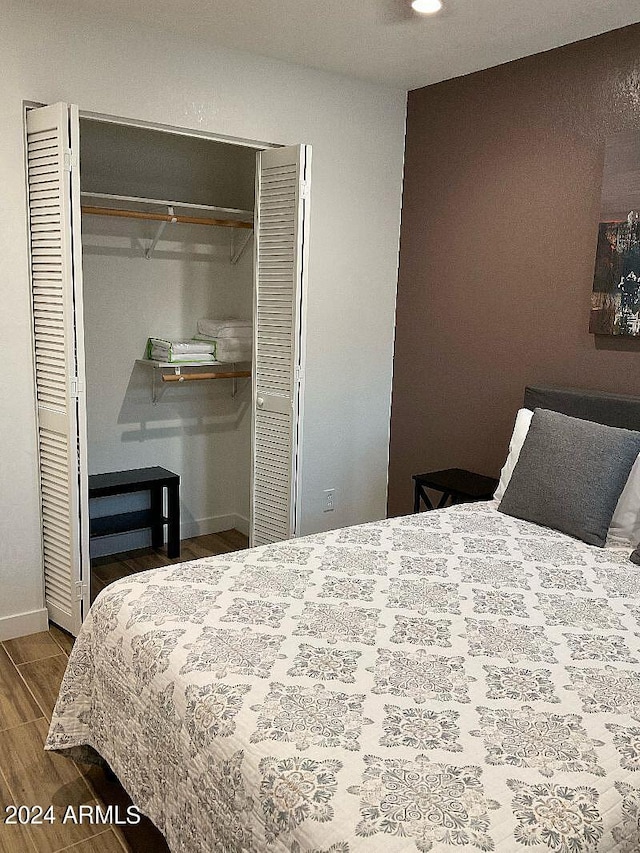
[0,607,49,642]
[181,514,246,539]
[90,513,250,558]
[234,514,249,537]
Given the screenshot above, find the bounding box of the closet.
[25,102,311,635]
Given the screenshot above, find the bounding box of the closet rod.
[81,206,253,230]
[162,370,251,382]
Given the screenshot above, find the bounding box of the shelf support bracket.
[152,366,160,405]
[151,365,179,404]
[145,206,177,259]
[231,229,253,265]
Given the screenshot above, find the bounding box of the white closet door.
[26,102,89,635]
[251,144,311,546]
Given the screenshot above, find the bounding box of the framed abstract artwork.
[590,131,640,336]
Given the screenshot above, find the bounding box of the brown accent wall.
[388,23,640,517]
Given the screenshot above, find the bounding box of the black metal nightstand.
[413,468,498,512]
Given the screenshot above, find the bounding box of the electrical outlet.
[323,488,335,512]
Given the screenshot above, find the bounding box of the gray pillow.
[631,546,640,566]
[499,408,640,547]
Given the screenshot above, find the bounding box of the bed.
[46,387,640,852]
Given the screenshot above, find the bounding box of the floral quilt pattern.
[46,502,640,851]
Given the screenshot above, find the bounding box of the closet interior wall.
[79,120,256,555]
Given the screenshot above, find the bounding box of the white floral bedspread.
[46,502,640,852]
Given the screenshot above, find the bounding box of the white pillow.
[608,453,640,546]
[494,406,640,545]
[493,408,533,502]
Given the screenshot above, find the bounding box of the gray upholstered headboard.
[524,386,640,431]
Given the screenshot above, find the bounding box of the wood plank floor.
[0,530,248,852]
[91,528,248,603]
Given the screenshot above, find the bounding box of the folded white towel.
[215,352,251,364]
[215,338,252,363]
[150,348,216,364]
[149,337,215,355]
[218,327,252,340]
[197,318,252,339]
[210,336,252,350]
[196,329,253,347]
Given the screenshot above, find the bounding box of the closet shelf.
[81,191,253,221]
[80,191,254,262]
[137,359,251,404]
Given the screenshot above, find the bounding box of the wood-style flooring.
[91,528,248,603]
[0,529,248,852]
[0,627,169,853]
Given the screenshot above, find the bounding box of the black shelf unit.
[88,466,180,558]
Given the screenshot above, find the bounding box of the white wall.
[0,0,406,634]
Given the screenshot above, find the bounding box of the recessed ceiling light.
[411,0,443,14]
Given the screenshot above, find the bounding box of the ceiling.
[87,0,640,90]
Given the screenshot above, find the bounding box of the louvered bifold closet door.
[26,103,87,635]
[251,145,310,546]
